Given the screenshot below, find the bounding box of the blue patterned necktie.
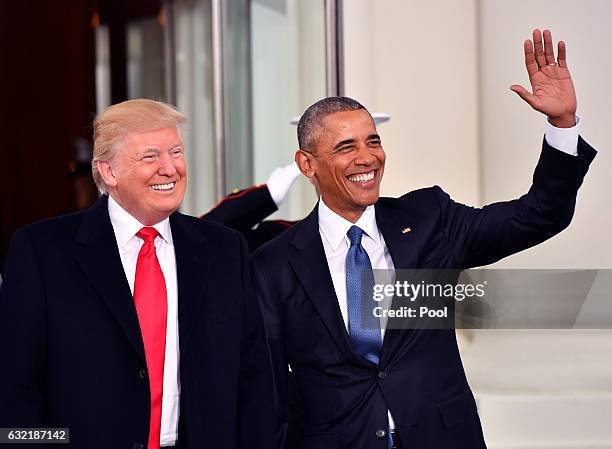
[346,226,392,448]
[346,225,382,364]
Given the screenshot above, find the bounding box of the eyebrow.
[332,134,381,150]
[332,139,356,150]
[143,143,183,152]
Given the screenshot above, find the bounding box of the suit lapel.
[375,199,419,271]
[170,213,211,350]
[375,199,420,364]
[288,205,359,362]
[75,196,146,365]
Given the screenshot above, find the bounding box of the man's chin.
[147,202,181,221]
[351,192,380,208]
[152,192,184,210]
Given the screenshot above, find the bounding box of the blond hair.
[92,99,187,193]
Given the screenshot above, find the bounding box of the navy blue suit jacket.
[251,138,596,449]
[0,195,276,449]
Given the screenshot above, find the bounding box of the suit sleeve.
[236,234,277,449]
[0,229,47,430]
[250,256,290,449]
[436,136,596,268]
[203,185,278,231]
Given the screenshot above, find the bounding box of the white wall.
[344,0,481,206]
[479,0,612,269]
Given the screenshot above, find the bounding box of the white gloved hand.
[267,161,302,207]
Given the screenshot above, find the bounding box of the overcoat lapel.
[170,212,211,350]
[75,195,146,364]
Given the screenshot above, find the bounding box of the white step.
[459,330,612,392]
[488,444,612,449]
[475,391,612,448]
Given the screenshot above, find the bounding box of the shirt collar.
[317,197,380,252]
[107,195,173,249]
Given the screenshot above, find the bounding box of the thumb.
[510,85,540,109]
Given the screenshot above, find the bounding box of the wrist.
[548,114,576,128]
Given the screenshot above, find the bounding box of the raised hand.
[511,29,577,128]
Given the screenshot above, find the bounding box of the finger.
[557,40,568,68]
[543,29,556,65]
[510,85,541,109]
[523,39,538,77]
[532,29,546,69]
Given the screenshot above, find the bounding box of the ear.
[97,160,118,189]
[295,149,315,178]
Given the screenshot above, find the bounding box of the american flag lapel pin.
[401,227,412,234]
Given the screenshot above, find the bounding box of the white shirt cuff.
[544,115,580,156]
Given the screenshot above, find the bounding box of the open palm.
[511,29,577,128]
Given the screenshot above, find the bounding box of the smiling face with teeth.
[296,109,385,223]
[98,127,187,225]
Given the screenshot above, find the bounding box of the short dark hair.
[297,96,368,152]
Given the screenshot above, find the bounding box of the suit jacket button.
[132,443,144,449]
[139,368,147,379]
[376,429,387,439]
[377,370,387,380]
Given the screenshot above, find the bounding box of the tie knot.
[347,225,364,246]
[137,227,160,243]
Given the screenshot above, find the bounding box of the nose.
[354,144,376,166]
[158,152,177,177]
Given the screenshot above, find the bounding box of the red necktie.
[133,227,168,449]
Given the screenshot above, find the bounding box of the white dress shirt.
[316,120,580,430]
[108,196,180,447]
